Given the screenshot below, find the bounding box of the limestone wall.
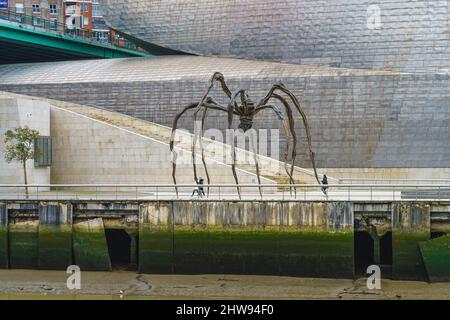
[50,105,274,188]
[0,94,50,185]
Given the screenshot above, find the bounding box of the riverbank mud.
[0,270,448,300]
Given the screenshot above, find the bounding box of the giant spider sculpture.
[169,72,322,198]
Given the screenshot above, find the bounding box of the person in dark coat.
[321,174,328,195]
[191,178,205,197]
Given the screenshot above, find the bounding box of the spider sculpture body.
[169,72,322,198]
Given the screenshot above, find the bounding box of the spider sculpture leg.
[170,72,234,197]
[253,104,297,196]
[191,109,201,186]
[190,74,227,186]
[170,102,198,197]
[227,102,241,199]
[281,118,295,196]
[193,100,230,198]
[195,106,211,197]
[189,73,235,196]
[271,95,298,196]
[197,72,233,105]
[227,88,256,199]
[170,100,234,197]
[247,129,262,198]
[194,97,232,197]
[257,84,322,191]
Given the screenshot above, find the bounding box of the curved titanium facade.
[0,56,448,171]
[101,0,450,72]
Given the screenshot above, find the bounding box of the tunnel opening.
[379,232,393,265]
[379,231,393,278]
[431,232,447,239]
[105,228,134,270]
[354,231,374,275]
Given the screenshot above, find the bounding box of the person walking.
[191,178,205,198]
[321,174,328,195]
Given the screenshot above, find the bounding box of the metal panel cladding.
[101,0,450,72]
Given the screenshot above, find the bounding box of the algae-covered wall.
[38,203,73,269]
[139,201,354,278]
[73,218,111,271]
[419,234,450,283]
[9,219,39,269]
[2,203,112,271]
[0,200,448,282]
[0,203,7,268]
[392,203,430,281]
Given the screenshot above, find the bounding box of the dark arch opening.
[431,232,447,239]
[354,231,374,275]
[379,231,393,265]
[105,229,131,270]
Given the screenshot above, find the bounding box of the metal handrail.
[339,178,450,183]
[0,183,449,188]
[0,183,448,201]
[338,178,450,186]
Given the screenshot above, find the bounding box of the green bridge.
[0,19,151,64]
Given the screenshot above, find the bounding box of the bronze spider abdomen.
[238,115,253,132]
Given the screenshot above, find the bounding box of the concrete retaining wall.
[38,203,73,269]
[0,203,7,268]
[392,203,430,280]
[73,218,111,271]
[0,200,447,281]
[139,201,354,278]
[420,234,450,282]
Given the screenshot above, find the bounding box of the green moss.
[38,225,72,270]
[0,228,7,268]
[139,226,173,274]
[393,232,429,281]
[419,234,450,282]
[73,225,111,271]
[139,227,354,278]
[9,223,38,269]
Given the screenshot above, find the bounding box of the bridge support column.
[392,202,430,280]
[38,202,73,269]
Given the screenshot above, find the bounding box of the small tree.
[3,126,41,199]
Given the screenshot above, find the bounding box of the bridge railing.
[0,184,449,201]
[338,178,450,185]
[0,9,140,51]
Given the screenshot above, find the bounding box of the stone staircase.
[51,100,334,187]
